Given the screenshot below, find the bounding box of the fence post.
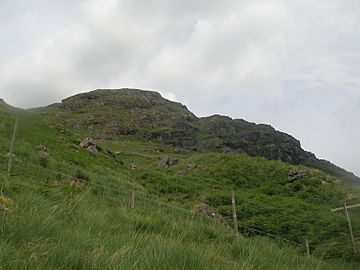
[305,239,310,257]
[7,118,18,177]
[131,190,135,209]
[231,190,239,237]
[331,203,360,254]
[344,203,357,254]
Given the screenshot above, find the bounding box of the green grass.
[1,106,360,268]
[1,178,358,270]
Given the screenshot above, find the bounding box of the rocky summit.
[39,88,359,183]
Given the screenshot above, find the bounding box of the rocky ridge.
[38,88,359,183]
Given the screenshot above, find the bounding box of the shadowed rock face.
[38,88,359,183]
[197,115,315,164]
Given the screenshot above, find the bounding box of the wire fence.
[9,155,360,256]
[11,123,227,194]
[2,118,360,260]
[12,157,197,216]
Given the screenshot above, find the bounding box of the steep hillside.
[38,88,359,183]
[197,115,358,183]
[41,89,199,149]
[1,97,360,269]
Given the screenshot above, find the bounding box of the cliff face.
[196,115,315,163]
[39,88,359,183]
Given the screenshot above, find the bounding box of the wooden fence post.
[131,191,135,209]
[331,203,360,254]
[344,203,357,254]
[231,190,239,237]
[7,118,18,177]
[305,239,310,257]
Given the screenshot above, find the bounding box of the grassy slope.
[0,107,360,269]
[99,141,360,259]
[39,88,360,184]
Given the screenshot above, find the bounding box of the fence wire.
[1,118,360,259]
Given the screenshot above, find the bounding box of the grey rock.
[288,170,307,182]
[79,138,101,153]
[198,204,228,226]
[36,145,49,155]
[129,163,137,169]
[159,156,178,168]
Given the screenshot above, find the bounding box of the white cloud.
[0,0,359,175]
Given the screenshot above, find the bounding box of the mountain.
[38,88,359,183]
[2,90,360,267]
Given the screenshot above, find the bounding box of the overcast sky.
[1,0,359,176]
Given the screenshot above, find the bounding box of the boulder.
[129,163,137,170]
[159,156,178,168]
[36,145,49,155]
[198,204,228,226]
[79,138,101,153]
[288,170,307,182]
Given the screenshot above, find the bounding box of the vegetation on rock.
[1,89,360,269]
[39,89,359,183]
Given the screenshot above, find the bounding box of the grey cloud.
[0,0,359,175]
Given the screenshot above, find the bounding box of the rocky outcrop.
[288,170,307,182]
[79,138,101,153]
[39,89,360,183]
[198,204,228,226]
[159,156,178,168]
[197,115,314,164]
[78,138,123,164]
[36,145,49,155]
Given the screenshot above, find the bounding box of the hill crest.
[38,88,359,183]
